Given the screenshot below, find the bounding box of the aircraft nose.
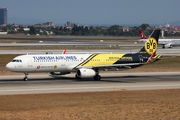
[6,62,13,71]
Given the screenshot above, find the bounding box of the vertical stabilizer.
[139,29,160,57]
[138,29,148,39]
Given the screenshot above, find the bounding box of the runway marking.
[0,84,180,93]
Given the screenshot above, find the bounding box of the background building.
[0,8,7,25]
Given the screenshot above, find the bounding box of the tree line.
[1,23,180,37]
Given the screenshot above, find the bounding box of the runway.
[0,48,180,54]
[0,72,180,95]
[0,42,139,46]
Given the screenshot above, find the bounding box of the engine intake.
[77,68,96,78]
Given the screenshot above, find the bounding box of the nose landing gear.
[24,72,28,81]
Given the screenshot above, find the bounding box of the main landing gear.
[24,72,28,81]
[94,69,101,81]
[75,74,81,79]
[75,74,101,81]
[94,74,101,81]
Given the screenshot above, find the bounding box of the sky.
[1,0,180,26]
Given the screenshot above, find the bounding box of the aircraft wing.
[76,63,144,70]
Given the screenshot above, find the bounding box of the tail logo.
[145,37,157,55]
[140,33,144,38]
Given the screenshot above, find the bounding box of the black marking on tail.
[139,29,160,57]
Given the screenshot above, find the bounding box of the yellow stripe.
[82,53,125,67]
[154,55,161,59]
[78,54,98,66]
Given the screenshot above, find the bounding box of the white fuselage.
[158,39,180,44]
[6,54,91,72]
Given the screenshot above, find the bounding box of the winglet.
[62,49,66,54]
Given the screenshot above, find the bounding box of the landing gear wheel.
[162,45,165,49]
[94,74,101,81]
[24,77,28,81]
[24,72,29,81]
[75,74,81,79]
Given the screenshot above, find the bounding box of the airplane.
[138,29,180,48]
[6,29,161,81]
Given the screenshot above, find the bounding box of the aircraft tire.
[75,74,81,79]
[24,77,28,81]
[94,75,101,81]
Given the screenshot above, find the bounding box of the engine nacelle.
[77,68,96,78]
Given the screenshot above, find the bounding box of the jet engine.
[76,68,96,78]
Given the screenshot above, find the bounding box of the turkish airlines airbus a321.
[6,30,161,81]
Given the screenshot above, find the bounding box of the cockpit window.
[12,59,22,62]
